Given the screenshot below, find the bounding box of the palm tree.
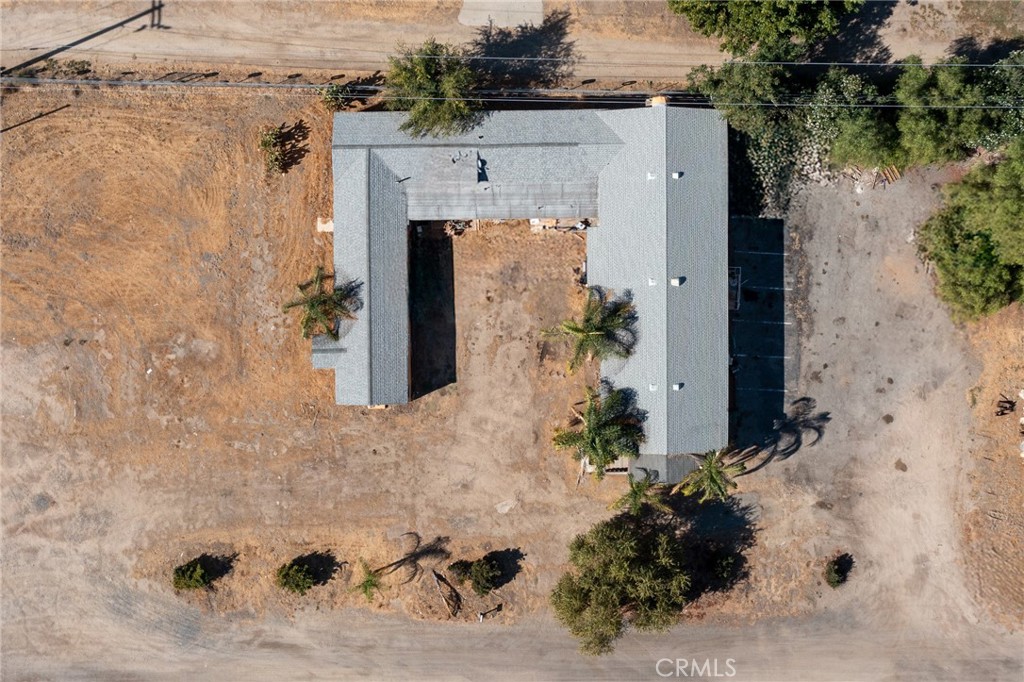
[545,288,636,373]
[672,449,746,503]
[553,385,645,479]
[609,469,672,516]
[282,266,362,340]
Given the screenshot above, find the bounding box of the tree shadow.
[737,396,832,475]
[291,551,344,586]
[278,119,310,173]
[832,552,855,582]
[947,35,1024,63]
[466,9,579,88]
[482,548,525,590]
[375,533,451,584]
[194,553,237,583]
[810,0,895,64]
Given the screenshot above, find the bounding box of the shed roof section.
[324,108,729,479]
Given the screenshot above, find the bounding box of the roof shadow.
[409,222,456,400]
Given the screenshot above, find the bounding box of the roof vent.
[672,382,684,391]
[649,384,658,392]
[647,172,657,180]
[670,276,685,286]
[672,171,684,179]
[648,277,657,287]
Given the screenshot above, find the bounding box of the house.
[316,104,729,483]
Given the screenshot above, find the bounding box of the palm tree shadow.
[376,533,451,584]
[466,9,579,88]
[737,396,831,475]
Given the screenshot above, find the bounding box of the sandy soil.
[2,85,1022,679]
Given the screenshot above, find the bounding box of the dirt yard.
[2,85,1022,679]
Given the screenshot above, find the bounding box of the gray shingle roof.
[324,107,728,481]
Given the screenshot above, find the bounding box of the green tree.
[282,266,362,340]
[669,0,863,56]
[545,287,637,372]
[384,38,479,137]
[673,449,746,503]
[550,515,691,655]
[468,556,501,597]
[172,558,212,590]
[917,207,1020,319]
[352,559,383,601]
[982,51,1024,147]
[688,56,794,137]
[609,469,672,516]
[553,385,645,479]
[276,561,315,595]
[894,56,991,165]
[259,126,285,174]
[950,137,1024,266]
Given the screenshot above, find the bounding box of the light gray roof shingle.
[324,107,728,481]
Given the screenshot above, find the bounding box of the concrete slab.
[458,0,543,27]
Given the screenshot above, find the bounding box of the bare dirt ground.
[2,85,1022,679]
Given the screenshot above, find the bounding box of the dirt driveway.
[2,86,1022,680]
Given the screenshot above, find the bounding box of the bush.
[668,0,864,57]
[352,559,382,601]
[894,56,991,165]
[550,515,690,655]
[468,556,501,597]
[824,553,854,588]
[447,559,473,583]
[276,561,315,595]
[259,126,285,174]
[173,558,212,590]
[384,38,479,137]
[318,83,351,112]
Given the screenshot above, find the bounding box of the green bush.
[950,138,1024,266]
[824,559,843,588]
[352,559,382,601]
[468,556,501,597]
[447,559,473,583]
[276,561,315,595]
[550,515,690,655]
[668,0,864,57]
[318,83,351,112]
[173,558,212,590]
[384,39,479,137]
[259,126,285,174]
[894,56,991,165]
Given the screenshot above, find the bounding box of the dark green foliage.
[468,556,501,597]
[807,68,903,168]
[982,51,1024,147]
[668,0,863,56]
[276,562,315,595]
[259,125,285,174]
[172,558,211,590]
[553,385,645,479]
[830,114,903,168]
[688,56,794,137]
[545,287,637,372]
[384,38,479,137]
[447,559,473,583]
[282,266,362,340]
[550,515,691,655]
[894,56,991,165]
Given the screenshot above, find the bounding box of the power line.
[4,76,1023,109]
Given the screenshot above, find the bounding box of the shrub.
[276,561,315,595]
[258,126,285,174]
[550,515,690,655]
[318,83,351,112]
[384,38,479,137]
[352,559,382,601]
[824,553,854,588]
[447,559,473,583]
[173,558,212,590]
[468,556,501,597]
